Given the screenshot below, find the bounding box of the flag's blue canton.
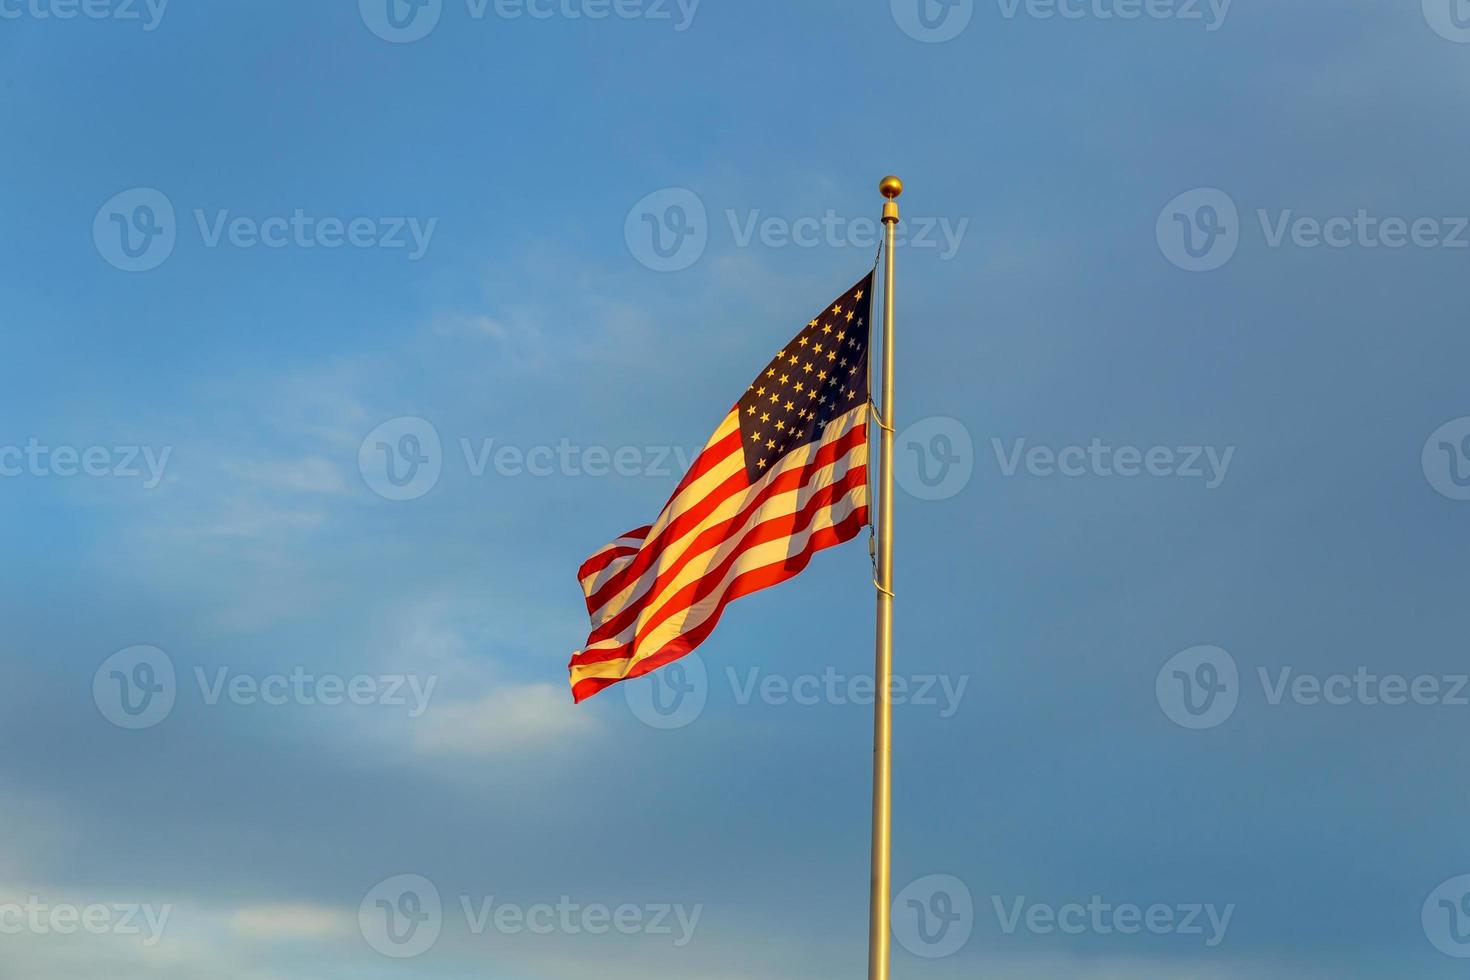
[735,272,874,483]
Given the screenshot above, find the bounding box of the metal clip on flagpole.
[867,174,901,980]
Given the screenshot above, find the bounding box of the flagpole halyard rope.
[867,237,885,524]
[868,398,893,599]
[866,235,884,594]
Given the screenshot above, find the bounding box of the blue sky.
[3,0,1470,976]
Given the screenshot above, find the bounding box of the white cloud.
[0,787,72,879]
[405,681,593,758]
[431,312,513,340]
[190,499,329,539]
[222,456,350,496]
[230,904,352,940]
[428,308,548,372]
[411,681,597,758]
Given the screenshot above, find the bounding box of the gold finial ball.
[879,175,904,199]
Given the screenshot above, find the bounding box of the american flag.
[569,272,875,703]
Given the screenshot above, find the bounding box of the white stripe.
[578,407,869,644]
[577,415,738,592]
[584,403,868,627]
[578,535,649,591]
[586,437,868,641]
[570,488,867,683]
[580,412,745,597]
[583,444,867,653]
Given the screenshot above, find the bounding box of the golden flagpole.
[867,174,902,980]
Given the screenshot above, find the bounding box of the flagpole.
[867,174,902,980]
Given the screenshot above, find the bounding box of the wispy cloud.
[222,456,350,496]
[412,681,596,758]
[230,904,352,940]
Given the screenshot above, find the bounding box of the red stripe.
[585,433,867,643]
[571,467,867,669]
[579,549,637,590]
[574,422,740,586]
[584,472,866,665]
[583,456,868,649]
[584,422,866,619]
[665,413,742,500]
[583,465,746,614]
[569,505,868,703]
[576,525,653,580]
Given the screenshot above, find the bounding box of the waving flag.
[569,272,875,702]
